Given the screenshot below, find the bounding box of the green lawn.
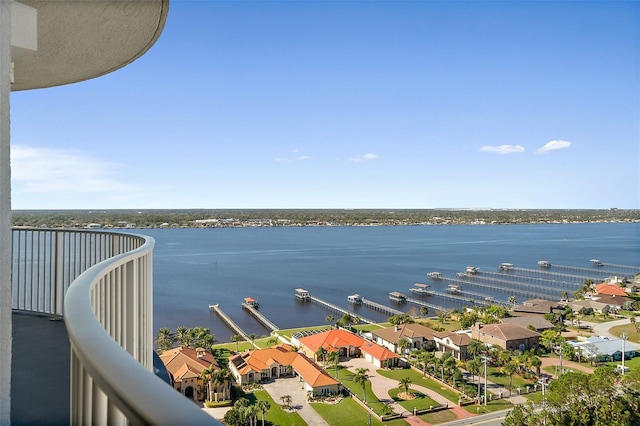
[486,366,535,390]
[419,409,457,424]
[312,397,408,426]
[523,391,545,404]
[609,323,640,343]
[229,389,306,425]
[388,388,440,411]
[602,355,640,372]
[339,368,388,415]
[462,399,513,415]
[376,368,462,403]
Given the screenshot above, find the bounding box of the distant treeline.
[10,208,640,229]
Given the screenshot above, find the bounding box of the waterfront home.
[589,294,633,310]
[570,336,640,363]
[568,299,612,314]
[228,345,339,395]
[471,323,540,352]
[500,316,555,332]
[160,347,230,403]
[594,283,628,297]
[510,299,563,316]
[433,331,471,361]
[296,329,399,368]
[371,323,437,353]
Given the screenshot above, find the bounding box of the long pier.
[242,303,280,332]
[428,289,493,307]
[405,297,445,313]
[598,262,640,274]
[309,295,376,324]
[503,267,596,284]
[439,276,553,302]
[473,270,580,290]
[209,304,258,348]
[361,297,404,317]
[546,263,623,277]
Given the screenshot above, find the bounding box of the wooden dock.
[242,302,280,332]
[440,276,552,302]
[308,295,377,324]
[360,297,404,317]
[405,297,445,313]
[209,304,258,348]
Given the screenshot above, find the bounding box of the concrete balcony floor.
[11,312,70,425]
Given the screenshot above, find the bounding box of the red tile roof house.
[594,283,628,297]
[228,345,340,396]
[471,323,541,352]
[296,329,399,368]
[371,323,438,353]
[159,346,231,403]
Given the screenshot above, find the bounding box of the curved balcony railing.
[12,228,215,425]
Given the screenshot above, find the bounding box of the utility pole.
[482,356,488,406]
[621,332,627,375]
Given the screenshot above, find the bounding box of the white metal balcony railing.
[12,228,215,425]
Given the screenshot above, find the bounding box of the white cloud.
[478,145,525,155]
[11,145,154,199]
[536,140,572,154]
[349,153,379,162]
[274,150,311,162]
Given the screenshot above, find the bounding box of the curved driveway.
[590,318,632,339]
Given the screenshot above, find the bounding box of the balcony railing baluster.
[12,228,216,425]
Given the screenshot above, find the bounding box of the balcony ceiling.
[11,0,169,91]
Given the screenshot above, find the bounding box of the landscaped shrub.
[204,400,233,408]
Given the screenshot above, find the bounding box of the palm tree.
[248,333,257,348]
[326,351,340,378]
[200,364,216,402]
[508,295,517,305]
[561,290,569,301]
[231,334,242,352]
[466,357,482,398]
[420,305,429,316]
[397,337,411,355]
[256,400,270,426]
[325,315,334,329]
[467,339,485,358]
[530,356,542,377]
[353,367,369,402]
[398,377,412,396]
[631,315,639,332]
[502,361,518,396]
[315,347,327,366]
[444,356,457,384]
[211,368,231,402]
[175,326,191,347]
[415,350,430,376]
[155,327,174,352]
[243,405,258,426]
[280,394,292,409]
[353,315,361,326]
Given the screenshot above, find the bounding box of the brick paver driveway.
[262,377,327,425]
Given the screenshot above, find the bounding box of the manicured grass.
[486,366,535,390]
[602,355,640,372]
[388,388,440,411]
[353,323,390,332]
[542,365,586,376]
[609,323,640,343]
[419,409,457,424]
[212,340,255,353]
[462,399,513,415]
[377,368,462,403]
[312,397,408,426]
[339,368,387,415]
[415,319,463,332]
[524,391,545,404]
[252,390,307,426]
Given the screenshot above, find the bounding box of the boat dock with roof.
[388,291,407,303]
[409,283,432,295]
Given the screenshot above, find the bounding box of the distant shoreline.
[11,208,640,230]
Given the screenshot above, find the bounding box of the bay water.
[135,223,640,342]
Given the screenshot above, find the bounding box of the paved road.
[590,318,633,339]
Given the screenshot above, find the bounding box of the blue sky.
[10,1,640,210]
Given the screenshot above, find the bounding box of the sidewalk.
[341,358,475,423]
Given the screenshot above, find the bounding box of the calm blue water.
[133,223,640,342]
